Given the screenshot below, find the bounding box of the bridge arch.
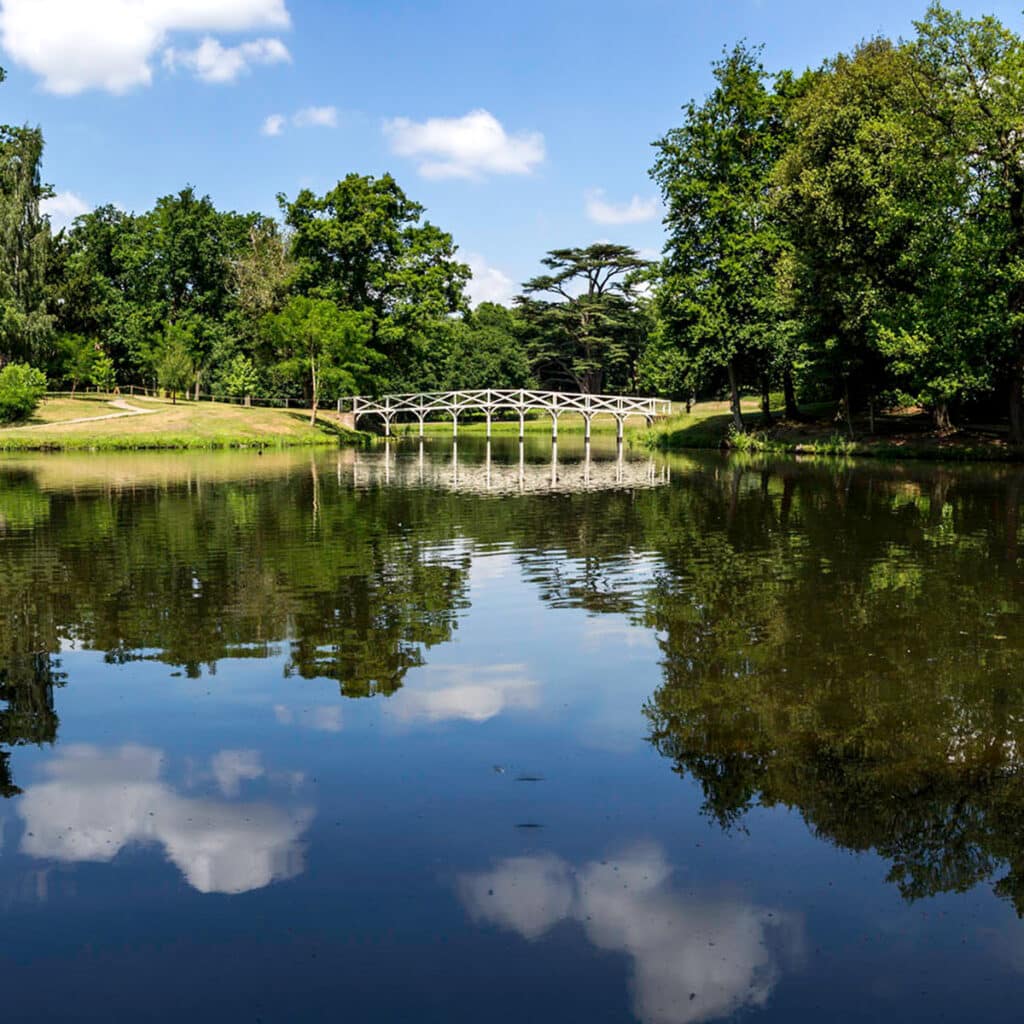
[346,389,671,440]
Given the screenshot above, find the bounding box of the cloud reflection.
[211,749,263,797]
[459,843,802,1024]
[385,664,540,723]
[19,745,313,895]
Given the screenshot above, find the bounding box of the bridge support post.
[382,414,393,438]
[583,414,592,441]
[417,415,425,437]
[518,412,525,440]
[452,412,459,438]
[615,414,626,443]
[551,411,560,440]
[485,411,492,438]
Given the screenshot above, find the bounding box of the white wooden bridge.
[346,389,672,440]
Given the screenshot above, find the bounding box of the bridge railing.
[346,389,671,439]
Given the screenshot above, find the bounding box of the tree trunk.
[840,380,854,438]
[932,399,952,432]
[760,374,774,427]
[783,367,801,421]
[727,359,743,433]
[310,355,319,427]
[194,373,200,402]
[1011,362,1024,445]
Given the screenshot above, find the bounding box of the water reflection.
[642,457,1024,912]
[460,843,803,1024]
[357,438,668,494]
[383,663,540,723]
[19,745,313,895]
[3,448,1024,925]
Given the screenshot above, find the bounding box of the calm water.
[1,438,1023,1022]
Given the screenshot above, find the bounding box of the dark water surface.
[1,438,1023,1022]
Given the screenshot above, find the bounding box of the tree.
[48,205,134,377]
[90,350,116,392]
[216,354,261,401]
[517,244,650,394]
[116,187,257,394]
[279,174,469,385]
[0,362,46,422]
[59,333,98,394]
[157,326,194,404]
[907,4,1024,441]
[439,303,533,391]
[652,44,794,431]
[268,296,375,424]
[775,38,953,432]
[0,113,52,367]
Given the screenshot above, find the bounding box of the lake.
[1,438,1022,1022]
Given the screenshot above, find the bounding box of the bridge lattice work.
[347,389,672,439]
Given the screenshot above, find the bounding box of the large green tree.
[279,173,469,386]
[775,37,966,431]
[906,4,1024,440]
[0,64,52,367]
[652,44,795,431]
[517,243,650,394]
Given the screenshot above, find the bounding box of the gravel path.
[22,399,159,429]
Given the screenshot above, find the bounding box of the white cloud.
[0,0,291,95]
[164,35,289,84]
[385,664,539,724]
[41,190,90,230]
[460,844,804,1024]
[260,105,337,136]
[20,744,312,895]
[466,253,517,307]
[294,105,337,128]
[383,109,545,180]
[261,112,286,136]
[585,188,660,225]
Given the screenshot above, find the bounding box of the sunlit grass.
[0,395,369,450]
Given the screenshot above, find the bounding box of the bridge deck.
[347,389,672,439]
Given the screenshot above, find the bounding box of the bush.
[0,363,47,423]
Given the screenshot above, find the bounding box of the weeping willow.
[0,117,52,365]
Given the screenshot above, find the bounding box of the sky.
[1,0,1022,306]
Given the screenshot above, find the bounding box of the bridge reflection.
[349,441,670,495]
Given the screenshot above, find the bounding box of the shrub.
[726,426,769,452]
[0,363,47,423]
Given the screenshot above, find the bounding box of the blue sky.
[1,0,1022,304]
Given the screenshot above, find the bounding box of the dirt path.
[22,399,159,429]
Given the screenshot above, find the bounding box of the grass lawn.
[21,394,124,424]
[0,394,369,451]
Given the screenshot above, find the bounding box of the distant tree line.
[5,3,1024,438]
[0,51,652,418]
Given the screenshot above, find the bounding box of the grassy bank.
[638,400,1024,462]
[0,394,370,451]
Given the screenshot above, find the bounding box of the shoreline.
[637,407,1024,464]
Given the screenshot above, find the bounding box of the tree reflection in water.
[2,450,1024,914]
